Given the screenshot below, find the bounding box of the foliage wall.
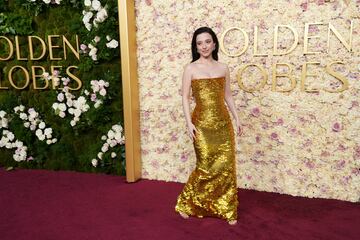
[0,0,125,175]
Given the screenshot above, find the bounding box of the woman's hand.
[235,120,243,136]
[187,122,198,141]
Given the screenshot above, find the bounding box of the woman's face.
[196,32,215,59]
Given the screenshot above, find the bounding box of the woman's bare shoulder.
[216,61,229,70]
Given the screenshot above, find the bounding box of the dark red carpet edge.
[0,168,359,240]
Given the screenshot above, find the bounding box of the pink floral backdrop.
[134,0,360,202]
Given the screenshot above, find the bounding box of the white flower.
[59,111,66,118]
[46,139,52,145]
[58,103,67,112]
[44,128,52,137]
[97,152,103,160]
[57,93,64,102]
[0,111,6,118]
[94,36,101,43]
[99,88,107,96]
[19,113,27,120]
[91,158,98,167]
[38,122,46,129]
[101,135,107,141]
[111,152,117,158]
[94,100,102,108]
[30,124,36,131]
[84,0,91,7]
[95,7,108,23]
[23,122,30,128]
[52,102,59,110]
[101,144,109,153]
[35,129,43,137]
[92,0,101,11]
[106,35,112,41]
[52,138,57,144]
[70,120,76,126]
[106,39,118,49]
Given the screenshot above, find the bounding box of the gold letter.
[220,27,249,57]
[8,65,30,89]
[28,36,47,61]
[237,64,267,92]
[300,62,320,92]
[303,23,324,55]
[15,36,27,60]
[0,36,14,61]
[0,71,9,89]
[327,20,353,53]
[63,35,80,60]
[31,66,48,90]
[273,25,299,56]
[66,66,82,90]
[48,35,62,60]
[324,61,349,93]
[271,63,296,92]
[253,26,268,57]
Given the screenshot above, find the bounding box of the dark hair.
[191,27,219,62]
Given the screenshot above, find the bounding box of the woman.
[175,27,242,225]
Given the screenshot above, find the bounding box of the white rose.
[35,129,42,137]
[23,122,30,128]
[19,113,27,120]
[101,135,107,141]
[111,152,117,158]
[57,93,64,102]
[58,103,67,112]
[91,158,98,167]
[52,138,58,144]
[70,120,76,127]
[46,139,52,145]
[92,0,101,11]
[0,110,6,118]
[106,39,118,49]
[39,122,46,129]
[99,88,106,96]
[97,152,103,160]
[84,0,91,7]
[59,111,66,118]
[94,36,101,43]
[95,7,108,23]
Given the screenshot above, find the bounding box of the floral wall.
[0,0,125,175]
[135,0,360,202]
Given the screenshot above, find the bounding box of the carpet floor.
[0,168,359,240]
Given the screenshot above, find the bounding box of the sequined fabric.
[175,77,238,221]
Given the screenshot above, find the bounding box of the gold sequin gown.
[175,77,238,222]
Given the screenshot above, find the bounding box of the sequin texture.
[175,77,238,221]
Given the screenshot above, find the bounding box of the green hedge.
[0,0,125,175]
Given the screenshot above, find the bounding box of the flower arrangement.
[28,0,62,4]
[91,124,125,168]
[0,111,28,162]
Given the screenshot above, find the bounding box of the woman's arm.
[224,65,243,136]
[182,64,197,140]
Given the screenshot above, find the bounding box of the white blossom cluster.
[0,111,28,162]
[88,79,109,108]
[52,86,90,127]
[80,35,118,61]
[14,106,57,145]
[82,0,108,31]
[91,124,125,167]
[50,73,109,126]
[29,0,61,4]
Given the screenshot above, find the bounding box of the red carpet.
[0,168,359,240]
